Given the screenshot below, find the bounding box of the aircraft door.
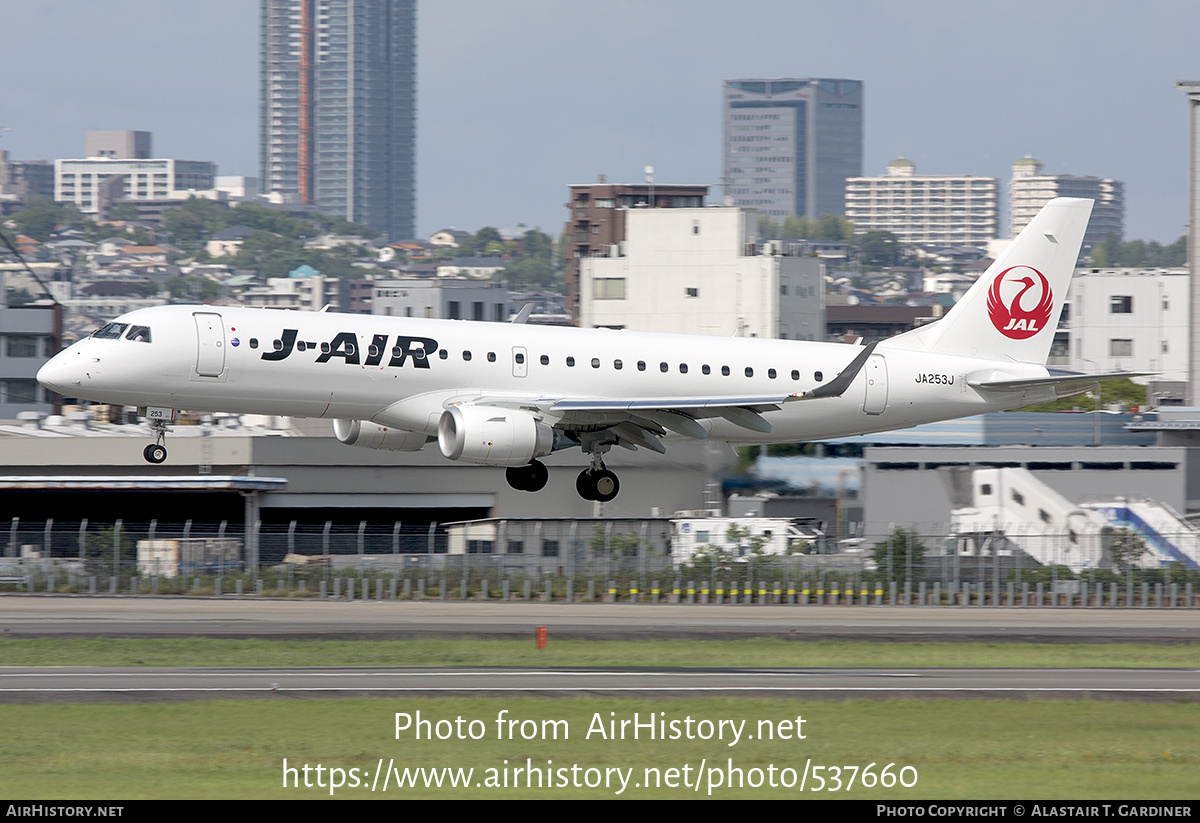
[512,346,528,378]
[863,353,888,415]
[193,312,226,378]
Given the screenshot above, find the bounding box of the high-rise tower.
[722,78,862,219]
[260,0,416,240]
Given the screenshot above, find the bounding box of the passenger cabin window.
[566,356,575,367]
[540,355,549,365]
[487,352,496,362]
[591,358,601,369]
[721,366,730,376]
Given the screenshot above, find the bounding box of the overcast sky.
[2,0,1197,242]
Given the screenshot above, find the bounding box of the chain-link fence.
[1,517,1196,606]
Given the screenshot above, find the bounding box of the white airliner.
[37,198,1130,501]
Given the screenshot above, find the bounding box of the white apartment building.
[55,158,216,214]
[579,207,824,340]
[1010,156,1124,249]
[1064,267,1188,403]
[844,158,999,246]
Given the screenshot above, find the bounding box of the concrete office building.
[260,0,416,240]
[1063,267,1189,404]
[723,78,862,219]
[373,279,510,322]
[0,285,60,419]
[579,207,824,340]
[1009,156,1124,249]
[563,180,708,322]
[54,158,216,215]
[844,158,999,246]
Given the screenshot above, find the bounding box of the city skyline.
[1,0,1198,243]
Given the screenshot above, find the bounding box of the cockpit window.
[125,325,152,343]
[92,322,128,339]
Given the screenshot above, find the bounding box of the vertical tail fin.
[886,197,1093,364]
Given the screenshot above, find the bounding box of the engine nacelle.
[333,419,429,451]
[437,405,554,467]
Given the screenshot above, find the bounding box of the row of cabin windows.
[435,348,824,382]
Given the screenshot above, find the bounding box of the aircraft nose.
[36,349,85,394]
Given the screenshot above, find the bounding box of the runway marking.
[1,687,1198,694]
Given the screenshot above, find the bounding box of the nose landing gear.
[143,417,171,464]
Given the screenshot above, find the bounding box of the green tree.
[859,230,902,266]
[497,258,560,290]
[10,196,82,240]
[814,213,855,243]
[1106,528,1148,572]
[780,215,812,240]
[757,214,779,238]
[1016,377,1147,412]
[871,527,926,582]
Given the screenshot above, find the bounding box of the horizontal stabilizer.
[968,370,1153,391]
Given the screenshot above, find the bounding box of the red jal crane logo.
[986,265,1053,340]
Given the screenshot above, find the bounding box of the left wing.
[461,341,876,454]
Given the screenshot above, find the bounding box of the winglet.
[510,303,534,324]
[799,341,879,399]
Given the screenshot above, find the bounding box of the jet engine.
[333,419,430,451]
[437,405,554,467]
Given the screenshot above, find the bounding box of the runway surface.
[1,596,1198,642]
[1,665,1196,703]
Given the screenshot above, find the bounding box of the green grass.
[2,636,1198,668]
[2,698,1197,799]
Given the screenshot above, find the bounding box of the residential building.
[373,279,510,322]
[84,131,151,160]
[1009,156,1124,248]
[260,0,416,241]
[722,78,862,219]
[1063,267,1189,404]
[563,180,708,321]
[844,158,999,246]
[54,158,216,215]
[579,207,824,340]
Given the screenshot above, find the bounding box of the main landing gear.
[576,465,619,502]
[505,459,548,492]
[142,418,170,464]
[575,444,619,502]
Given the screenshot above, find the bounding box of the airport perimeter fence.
[1,516,1197,607]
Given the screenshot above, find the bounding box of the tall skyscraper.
[260,0,416,240]
[723,78,862,219]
